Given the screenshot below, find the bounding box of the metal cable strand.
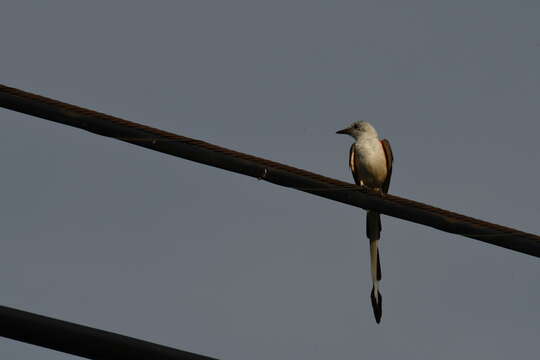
[0,305,217,360]
[0,85,355,185]
[1,83,539,256]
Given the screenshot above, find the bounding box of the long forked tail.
[367,210,382,324]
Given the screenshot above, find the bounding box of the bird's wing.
[380,139,393,194]
[349,143,362,186]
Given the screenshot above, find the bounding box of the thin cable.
[1,83,539,257]
[0,305,217,360]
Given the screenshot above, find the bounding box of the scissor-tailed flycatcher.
[337,121,394,324]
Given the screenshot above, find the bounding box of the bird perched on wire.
[336,121,393,324]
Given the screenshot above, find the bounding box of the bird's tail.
[367,210,382,324]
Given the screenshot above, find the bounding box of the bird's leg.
[358,181,369,193]
[374,188,384,196]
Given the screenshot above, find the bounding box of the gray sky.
[1,1,539,359]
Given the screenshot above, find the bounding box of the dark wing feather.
[349,143,362,186]
[380,139,393,194]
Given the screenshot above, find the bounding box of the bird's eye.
[354,124,359,129]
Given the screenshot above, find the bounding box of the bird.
[336,121,393,324]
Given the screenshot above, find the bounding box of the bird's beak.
[336,127,351,135]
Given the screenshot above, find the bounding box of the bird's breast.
[353,140,388,188]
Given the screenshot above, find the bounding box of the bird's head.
[336,121,378,140]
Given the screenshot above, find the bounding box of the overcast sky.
[1,1,539,359]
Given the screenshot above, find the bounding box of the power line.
[1,84,539,258]
[0,305,217,360]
